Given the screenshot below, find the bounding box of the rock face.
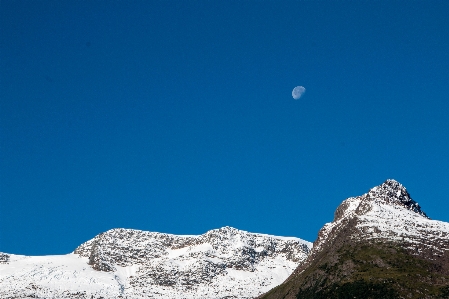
[260,179,449,299]
[0,226,311,299]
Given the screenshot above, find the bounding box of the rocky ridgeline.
[0,226,311,298]
[73,226,311,297]
[75,226,311,271]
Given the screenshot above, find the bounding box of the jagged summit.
[365,179,428,218]
[333,179,427,223]
[326,179,441,256]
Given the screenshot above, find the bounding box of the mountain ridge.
[0,226,311,299]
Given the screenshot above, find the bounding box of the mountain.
[0,226,311,299]
[3,179,448,299]
[260,179,449,299]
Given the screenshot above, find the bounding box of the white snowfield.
[0,254,122,298]
[0,227,312,299]
[314,179,449,258]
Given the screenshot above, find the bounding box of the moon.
[292,86,306,100]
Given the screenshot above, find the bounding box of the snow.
[356,200,449,252]
[252,232,310,242]
[0,227,312,299]
[0,254,123,297]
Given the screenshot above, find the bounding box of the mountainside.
[0,227,311,299]
[260,180,449,299]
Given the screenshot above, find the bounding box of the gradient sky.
[1,1,449,255]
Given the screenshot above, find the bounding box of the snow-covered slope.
[0,227,311,299]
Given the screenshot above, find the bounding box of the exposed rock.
[0,252,9,264]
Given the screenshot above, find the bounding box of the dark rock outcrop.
[0,252,9,264]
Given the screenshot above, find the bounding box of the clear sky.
[1,1,449,255]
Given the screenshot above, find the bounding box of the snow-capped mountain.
[0,226,311,299]
[313,179,449,258]
[4,179,448,299]
[260,179,449,299]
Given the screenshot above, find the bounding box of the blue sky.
[1,1,448,255]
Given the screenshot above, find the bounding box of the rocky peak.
[365,179,428,218]
[319,179,439,259]
[259,180,449,299]
[333,179,428,223]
